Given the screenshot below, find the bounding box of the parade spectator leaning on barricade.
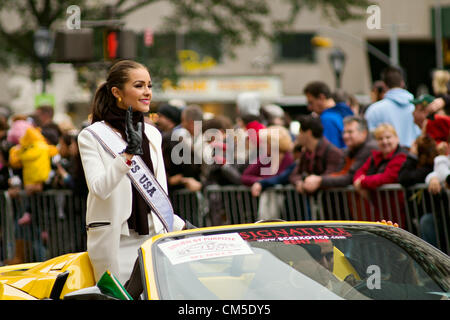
[353,123,408,225]
[241,125,294,187]
[398,134,439,247]
[303,81,353,149]
[364,66,421,148]
[298,115,376,220]
[241,125,294,221]
[399,135,438,188]
[302,115,378,194]
[289,115,344,195]
[249,146,300,198]
[424,132,450,251]
[425,134,450,196]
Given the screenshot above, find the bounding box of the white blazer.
[78,122,185,281]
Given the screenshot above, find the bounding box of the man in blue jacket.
[303,81,353,149]
[364,66,421,148]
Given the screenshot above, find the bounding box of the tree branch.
[0,27,36,62]
[27,0,40,20]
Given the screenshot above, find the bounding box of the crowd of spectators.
[153,65,450,246]
[0,65,449,256]
[0,105,87,198]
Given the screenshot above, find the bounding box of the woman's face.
[114,67,152,113]
[376,130,399,156]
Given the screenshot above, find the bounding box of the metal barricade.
[0,190,86,264]
[169,188,208,228]
[202,185,316,223]
[1,184,448,265]
[193,184,449,254]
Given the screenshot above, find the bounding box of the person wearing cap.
[412,94,450,145]
[412,94,435,129]
[425,95,450,116]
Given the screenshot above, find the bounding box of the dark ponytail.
[92,81,115,123]
[91,60,148,123]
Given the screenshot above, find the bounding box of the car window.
[152,225,450,300]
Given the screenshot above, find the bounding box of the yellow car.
[1,221,449,300]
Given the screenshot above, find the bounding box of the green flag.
[97,270,133,300]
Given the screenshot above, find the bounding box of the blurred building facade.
[0,0,448,122]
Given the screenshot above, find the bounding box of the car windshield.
[152,224,450,300]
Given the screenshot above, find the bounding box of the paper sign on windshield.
[158,233,253,265]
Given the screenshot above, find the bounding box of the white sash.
[85,121,174,232]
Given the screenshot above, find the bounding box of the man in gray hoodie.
[364,66,421,148]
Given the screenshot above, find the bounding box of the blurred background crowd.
[1,63,450,265]
[0,65,449,221]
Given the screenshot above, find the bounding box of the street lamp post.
[328,47,346,89]
[34,28,54,93]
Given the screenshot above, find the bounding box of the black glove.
[124,106,144,156]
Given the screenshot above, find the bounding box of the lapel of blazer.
[144,123,158,174]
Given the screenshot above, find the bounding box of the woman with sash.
[78,60,186,287]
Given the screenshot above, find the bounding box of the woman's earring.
[118,97,122,103]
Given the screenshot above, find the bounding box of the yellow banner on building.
[157,76,282,102]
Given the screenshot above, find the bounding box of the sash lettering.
[85,121,174,232]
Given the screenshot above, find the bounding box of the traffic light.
[105,30,119,59]
[54,29,94,62]
[104,29,136,60]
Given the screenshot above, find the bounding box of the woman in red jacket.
[352,123,408,225]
